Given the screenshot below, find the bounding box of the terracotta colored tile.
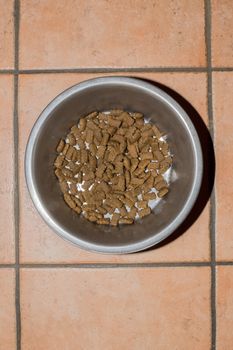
[212,0,233,66]
[19,0,205,69]
[217,266,233,349]
[0,75,15,263]
[213,73,233,260]
[0,269,16,349]
[21,267,210,350]
[19,73,209,263]
[0,0,14,69]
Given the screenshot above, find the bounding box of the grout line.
[1,67,233,75]
[216,262,233,266]
[212,67,233,72]
[14,1,21,350]
[0,264,16,268]
[14,59,21,350]
[205,1,216,349]
[0,69,15,74]
[20,262,210,268]
[18,67,207,74]
[1,261,233,268]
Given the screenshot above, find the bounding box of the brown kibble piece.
[135,118,144,128]
[141,143,151,153]
[114,162,124,175]
[54,168,64,182]
[154,180,168,191]
[125,170,131,187]
[116,176,125,191]
[62,143,70,155]
[139,207,151,218]
[123,156,131,170]
[77,191,85,203]
[132,112,143,119]
[89,143,97,155]
[81,149,88,163]
[154,150,164,161]
[112,134,125,144]
[108,147,119,162]
[73,197,82,207]
[78,118,86,131]
[136,200,148,209]
[131,176,145,186]
[83,171,95,181]
[63,193,76,209]
[121,112,134,127]
[119,140,127,153]
[129,129,141,143]
[67,133,76,146]
[130,158,139,173]
[54,155,65,168]
[154,174,164,185]
[61,168,73,178]
[86,111,98,119]
[128,206,137,219]
[70,183,77,195]
[119,218,133,224]
[82,179,93,190]
[66,146,75,160]
[158,187,169,198]
[151,170,159,177]
[143,192,157,201]
[127,142,138,158]
[110,213,120,226]
[96,145,106,158]
[76,138,85,149]
[159,163,170,174]
[95,128,102,141]
[116,127,127,136]
[123,197,135,208]
[105,197,123,209]
[152,125,162,138]
[110,109,124,116]
[73,206,82,214]
[71,125,81,137]
[97,207,107,215]
[101,132,110,146]
[60,181,69,194]
[142,128,154,138]
[103,204,115,214]
[89,154,97,171]
[148,162,159,170]
[96,163,106,178]
[108,117,121,128]
[86,129,94,144]
[140,152,153,161]
[108,126,117,136]
[119,206,128,216]
[56,139,65,153]
[97,218,110,225]
[76,171,83,183]
[160,141,169,154]
[124,191,137,202]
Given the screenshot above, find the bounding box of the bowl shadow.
[133,77,215,252]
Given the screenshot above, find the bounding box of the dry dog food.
[54,110,172,226]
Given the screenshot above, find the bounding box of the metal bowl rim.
[25,76,203,254]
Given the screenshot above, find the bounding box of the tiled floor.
[0,1,232,349]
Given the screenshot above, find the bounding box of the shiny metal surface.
[25,77,203,254]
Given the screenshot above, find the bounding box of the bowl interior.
[28,80,199,251]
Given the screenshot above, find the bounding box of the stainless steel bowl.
[25,77,203,254]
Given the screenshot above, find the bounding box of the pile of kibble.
[54,110,172,225]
